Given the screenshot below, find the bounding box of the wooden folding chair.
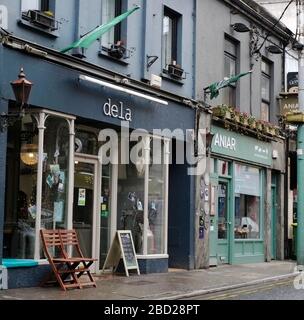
[59,229,97,289]
[40,229,82,291]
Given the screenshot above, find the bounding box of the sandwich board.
[102,230,140,276]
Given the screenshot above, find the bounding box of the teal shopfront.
[209,125,273,265]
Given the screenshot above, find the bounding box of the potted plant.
[256,120,263,131]
[212,104,232,119]
[231,110,241,123]
[239,112,249,126]
[108,40,126,59]
[248,115,256,129]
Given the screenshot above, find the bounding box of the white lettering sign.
[103,98,132,122]
[214,133,236,151]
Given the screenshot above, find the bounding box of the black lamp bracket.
[146,55,158,71]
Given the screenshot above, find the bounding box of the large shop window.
[234,164,261,239]
[116,136,168,255]
[41,116,70,232]
[4,115,38,259]
[4,111,74,260]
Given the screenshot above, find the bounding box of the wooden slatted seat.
[40,229,82,291]
[40,229,97,291]
[59,229,97,289]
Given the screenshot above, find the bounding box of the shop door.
[271,185,277,259]
[217,180,231,264]
[73,158,99,270]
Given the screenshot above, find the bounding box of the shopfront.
[209,125,273,265]
[0,43,197,287]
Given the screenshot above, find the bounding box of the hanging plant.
[239,112,249,126]
[212,104,232,119]
[248,115,256,129]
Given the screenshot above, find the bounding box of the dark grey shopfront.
[0,45,196,288]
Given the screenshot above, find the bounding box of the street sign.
[279,92,298,115]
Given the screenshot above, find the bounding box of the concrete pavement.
[0,261,299,300]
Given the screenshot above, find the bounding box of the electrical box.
[150,74,162,89]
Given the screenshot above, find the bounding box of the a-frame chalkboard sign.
[102,230,140,276]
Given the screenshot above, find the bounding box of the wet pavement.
[0,261,299,300]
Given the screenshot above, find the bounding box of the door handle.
[226,221,232,225]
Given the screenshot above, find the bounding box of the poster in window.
[78,188,86,206]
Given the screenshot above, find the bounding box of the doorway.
[73,156,99,271]
[217,179,231,264]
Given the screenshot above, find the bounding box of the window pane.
[101,0,116,47]
[99,164,111,268]
[261,102,269,122]
[234,164,260,240]
[75,129,98,155]
[225,39,236,56]
[235,194,260,239]
[222,86,236,106]
[162,15,173,67]
[224,55,236,78]
[41,117,69,233]
[261,60,270,75]
[148,139,166,254]
[218,160,229,176]
[4,114,38,259]
[218,182,228,239]
[117,140,145,254]
[21,0,39,11]
[261,75,270,101]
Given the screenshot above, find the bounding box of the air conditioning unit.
[23,10,58,31]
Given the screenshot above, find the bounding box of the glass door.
[73,158,98,268]
[217,180,231,264]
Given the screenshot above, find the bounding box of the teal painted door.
[271,185,277,259]
[217,180,231,264]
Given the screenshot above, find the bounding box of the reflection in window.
[101,0,122,48]
[234,164,260,239]
[148,139,166,254]
[4,114,38,259]
[117,140,145,254]
[162,7,180,69]
[99,164,111,268]
[41,117,69,233]
[223,37,238,107]
[218,182,228,239]
[75,128,98,155]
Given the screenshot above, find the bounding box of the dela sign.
[103,98,132,122]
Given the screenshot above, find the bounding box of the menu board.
[102,230,140,277]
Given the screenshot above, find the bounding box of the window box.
[22,10,58,31]
[212,105,232,119]
[107,41,127,60]
[167,64,184,80]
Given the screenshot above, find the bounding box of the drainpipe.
[296,0,304,266]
